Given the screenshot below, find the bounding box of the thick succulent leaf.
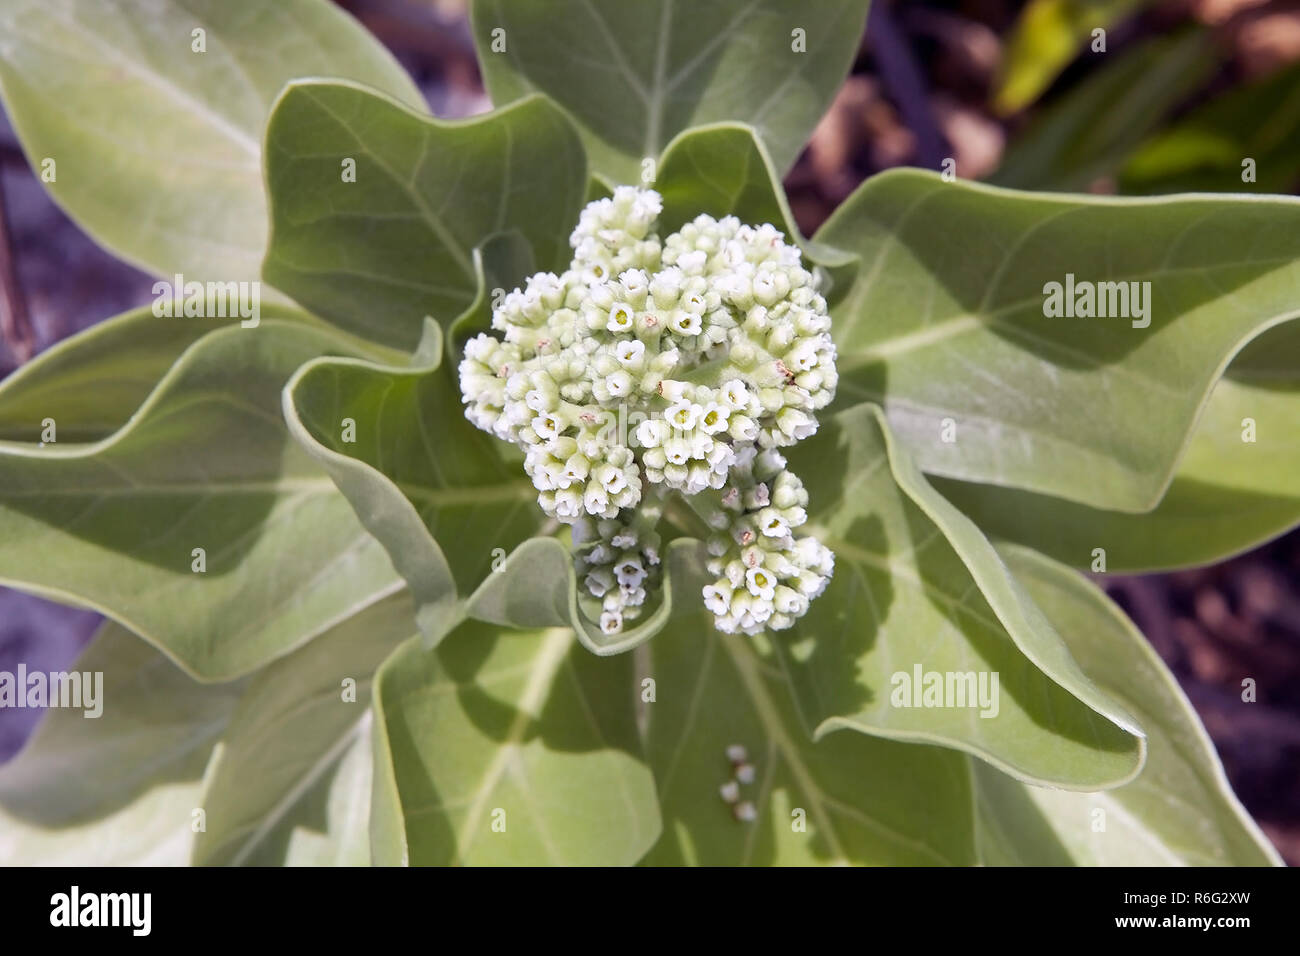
[991,30,1216,192]
[816,168,1300,511]
[263,81,587,350]
[0,621,243,865]
[991,0,1148,115]
[974,547,1282,866]
[369,622,661,865]
[283,322,540,640]
[1120,60,1300,195]
[654,123,853,268]
[936,323,1300,572]
[639,614,976,865]
[240,726,374,866]
[470,0,871,186]
[0,309,236,443]
[780,404,1143,787]
[0,318,406,680]
[192,592,416,866]
[0,0,422,283]
[468,535,712,656]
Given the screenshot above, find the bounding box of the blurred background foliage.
[0,0,1297,863]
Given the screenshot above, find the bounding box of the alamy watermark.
[1042,273,1151,328]
[151,273,260,328]
[0,665,102,718]
[50,886,150,936]
[890,665,999,718]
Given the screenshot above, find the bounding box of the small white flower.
[698,403,730,435]
[616,339,646,367]
[745,566,776,601]
[616,558,646,587]
[720,379,750,410]
[584,483,610,515]
[777,407,817,440]
[585,570,612,598]
[606,302,635,332]
[619,268,649,299]
[605,370,632,397]
[600,467,629,495]
[636,418,667,448]
[728,415,758,442]
[666,401,700,431]
[563,453,590,484]
[532,413,562,441]
[757,508,788,538]
[554,489,583,519]
[670,310,703,336]
[703,583,733,616]
[663,437,692,466]
[658,379,689,403]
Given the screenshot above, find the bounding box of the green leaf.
[238,727,375,866]
[263,81,587,350]
[935,326,1300,572]
[816,168,1300,511]
[283,321,540,641]
[991,30,1217,192]
[369,622,661,865]
[471,0,871,186]
[654,122,854,268]
[639,613,976,865]
[467,535,712,656]
[974,546,1282,866]
[192,591,416,866]
[1120,61,1300,195]
[0,308,236,443]
[0,621,243,865]
[992,0,1148,115]
[0,0,423,283]
[781,404,1144,787]
[0,318,407,680]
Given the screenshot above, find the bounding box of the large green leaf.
[816,169,1300,511]
[936,330,1300,572]
[369,622,661,865]
[1120,60,1300,195]
[0,318,407,680]
[470,0,870,186]
[0,308,236,443]
[991,30,1216,192]
[639,614,976,865]
[262,81,587,350]
[0,621,243,865]
[781,404,1143,787]
[974,547,1281,866]
[0,0,423,283]
[238,727,374,866]
[192,592,416,866]
[283,321,540,641]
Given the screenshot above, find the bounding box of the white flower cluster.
[459,187,836,635]
[700,448,834,635]
[572,515,662,635]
